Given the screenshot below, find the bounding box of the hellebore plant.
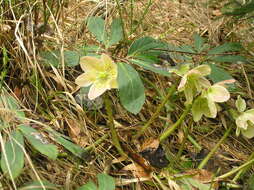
[75,54,118,100]
[235,95,254,138]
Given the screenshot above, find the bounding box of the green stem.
[159,104,192,142]
[198,126,232,169]
[216,157,254,181]
[130,0,152,35]
[135,85,176,139]
[84,133,109,152]
[232,151,254,182]
[104,94,126,157]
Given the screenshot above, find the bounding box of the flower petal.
[236,113,249,129]
[101,54,117,72]
[178,75,187,91]
[193,65,211,76]
[205,99,217,118]
[241,125,254,138]
[207,85,230,103]
[192,96,206,122]
[75,73,96,87]
[79,56,104,72]
[88,81,109,100]
[235,95,246,112]
[109,79,118,89]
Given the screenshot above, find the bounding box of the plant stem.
[198,126,232,169]
[232,151,254,182]
[159,104,192,142]
[84,133,109,152]
[104,94,126,157]
[135,85,176,139]
[215,157,254,181]
[130,0,152,35]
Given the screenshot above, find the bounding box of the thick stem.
[135,85,176,139]
[198,126,232,169]
[104,94,126,157]
[159,104,192,142]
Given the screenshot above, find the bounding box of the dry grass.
[0,0,254,189]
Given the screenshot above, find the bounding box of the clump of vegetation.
[0,0,254,189]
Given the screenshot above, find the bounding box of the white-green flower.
[235,96,254,138]
[75,54,118,100]
[192,84,230,122]
[177,65,211,104]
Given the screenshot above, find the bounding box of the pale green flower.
[178,65,211,104]
[235,96,254,138]
[192,84,230,122]
[75,54,118,100]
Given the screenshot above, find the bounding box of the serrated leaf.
[19,181,58,190]
[63,51,80,67]
[128,37,165,56]
[54,135,85,158]
[208,43,243,54]
[39,50,81,67]
[179,45,196,53]
[19,125,58,160]
[1,131,24,179]
[194,33,205,53]
[210,55,246,62]
[87,16,107,44]
[207,63,235,90]
[107,18,123,47]
[130,58,171,76]
[117,62,145,114]
[98,173,115,190]
[77,182,97,190]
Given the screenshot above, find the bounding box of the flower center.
[98,72,109,81]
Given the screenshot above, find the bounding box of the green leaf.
[208,43,242,54]
[39,50,81,67]
[87,16,107,44]
[130,58,171,76]
[224,1,254,16]
[117,62,145,114]
[179,45,196,53]
[19,181,58,190]
[207,63,235,90]
[0,91,25,120]
[128,37,165,56]
[63,51,80,67]
[107,18,123,47]
[193,33,205,53]
[98,173,115,190]
[77,182,97,190]
[1,131,24,179]
[210,55,246,62]
[54,135,85,158]
[183,178,214,190]
[19,125,58,160]
[39,50,60,67]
